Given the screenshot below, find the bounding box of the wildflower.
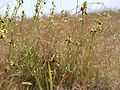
[90,19,103,34]
[96,20,103,32]
[90,26,97,32]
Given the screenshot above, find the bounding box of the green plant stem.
[48,62,53,90]
[26,62,43,90]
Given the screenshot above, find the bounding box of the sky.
[0,0,120,17]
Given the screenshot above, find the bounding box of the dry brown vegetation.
[0,2,120,89]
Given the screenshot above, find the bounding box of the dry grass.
[0,10,120,90]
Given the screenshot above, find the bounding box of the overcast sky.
[0,0,120,17]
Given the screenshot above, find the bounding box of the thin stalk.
[26,62,43,90]
[48,62,53,90]
[81,14,84,32]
